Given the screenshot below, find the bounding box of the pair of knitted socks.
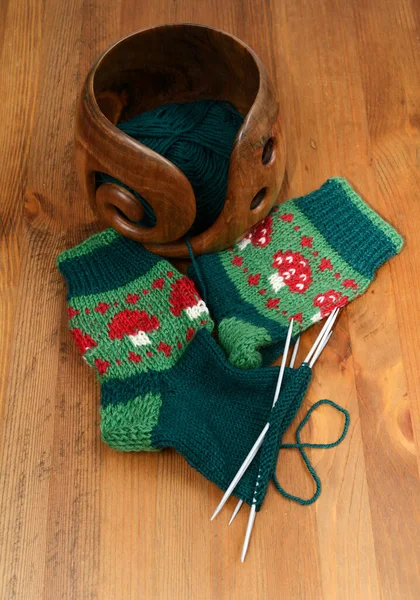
[58,177,402,508]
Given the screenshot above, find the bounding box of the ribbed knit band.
[294,178,403,278]
[57,229,160,298]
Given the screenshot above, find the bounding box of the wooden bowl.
[75,23,286,258]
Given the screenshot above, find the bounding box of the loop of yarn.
[96,100,244,236]
[273,399,350,506]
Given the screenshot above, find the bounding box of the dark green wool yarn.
[96,100,244,236]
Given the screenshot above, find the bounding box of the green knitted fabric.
[57,230,311,508]
[190,178,403,369]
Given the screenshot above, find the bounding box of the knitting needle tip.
[271,319,294,409]
[289,336,300,368]
[309,310,339,368]
[241,504,257,562]
[210,508,219,521]
[229,499,243,525]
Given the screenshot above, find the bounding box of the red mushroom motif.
[107,309,160,346]
[269,250,313,294]
[312,290,349,321]
[70,328,97,355]
[169,277,208,320]
[237,215,273,250]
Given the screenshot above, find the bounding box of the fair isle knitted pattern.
[190,178,403,369]
[58,229,212,383]
[58,228,212,452]
[58,230,310,508]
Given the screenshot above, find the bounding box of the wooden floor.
[1,0,420,598]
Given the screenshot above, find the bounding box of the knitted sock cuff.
[294,178,403,279]
[57,229,161,298]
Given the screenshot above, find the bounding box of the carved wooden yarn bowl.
[75,23,286,258]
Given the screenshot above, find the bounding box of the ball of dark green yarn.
[96,100,244,236]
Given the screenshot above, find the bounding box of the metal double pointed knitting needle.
[289,335,300,369]
[310,330,333,368]
[229,334,302,526]
[302,307,339,366]
[240,321,296,561]
[240,310,340,562]
[211,319,295,523]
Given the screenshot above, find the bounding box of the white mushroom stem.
[186,300,209,320]
[129,331,151,346]
[237,237,251,250]
[269,273,286,292]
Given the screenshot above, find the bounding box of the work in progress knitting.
[57,178,402,527]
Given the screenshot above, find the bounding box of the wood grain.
[0,1,419,598]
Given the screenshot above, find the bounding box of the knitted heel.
[218,317,271,369]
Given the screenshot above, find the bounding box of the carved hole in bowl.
[262,137,275,165]
[250,187,267,211]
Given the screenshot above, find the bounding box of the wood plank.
[271,2,384,598]
[349,1,420,596]
[0,1,43,595]
[38,0,122,598]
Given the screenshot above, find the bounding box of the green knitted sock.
[190,178,403,368]
[57,230,312,508]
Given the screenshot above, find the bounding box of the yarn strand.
[273,399,350,505]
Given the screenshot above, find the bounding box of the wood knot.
[24,191,42,223]
[397,404,414,445]
[23,190,53,229]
